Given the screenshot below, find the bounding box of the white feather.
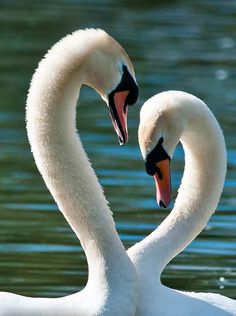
[0,29,137,316]
[129,90,236,316]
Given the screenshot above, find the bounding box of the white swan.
[0,29,139,316]
[128,91,236,315]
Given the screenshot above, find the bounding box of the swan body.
[0,29,139,316]
[128,91,236,315]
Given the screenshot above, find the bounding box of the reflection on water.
[0,0,235,298]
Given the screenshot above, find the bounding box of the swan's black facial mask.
[145,137,171,209]
[145,137,170,176]
[108,65,138,145]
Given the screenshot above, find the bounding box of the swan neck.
[129,103,226,279]
[26,36,135,293]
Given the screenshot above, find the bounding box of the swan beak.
[109,90,129,145]
[153,159,171,208]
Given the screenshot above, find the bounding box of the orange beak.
[153,159,171,208]
[110,90,129,145]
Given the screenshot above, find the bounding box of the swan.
[127,91,236,315]
[0,29,139,316]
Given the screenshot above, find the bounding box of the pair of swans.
[0,29,235,315]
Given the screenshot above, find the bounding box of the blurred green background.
[0,0,235,298]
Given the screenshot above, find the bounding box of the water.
[0,0,235,299]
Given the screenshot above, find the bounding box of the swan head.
[138,91,186,208]
[82,29,139,145]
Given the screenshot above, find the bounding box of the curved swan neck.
[26,30,136,299]
[156,109,226,270]
[26,30,116,241]
[129,96,227,280]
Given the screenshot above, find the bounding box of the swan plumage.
[0,29,139,316]
[128,90,236,315]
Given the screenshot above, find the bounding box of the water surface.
[0,0,235,298]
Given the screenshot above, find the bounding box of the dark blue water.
[0,0,235,298]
